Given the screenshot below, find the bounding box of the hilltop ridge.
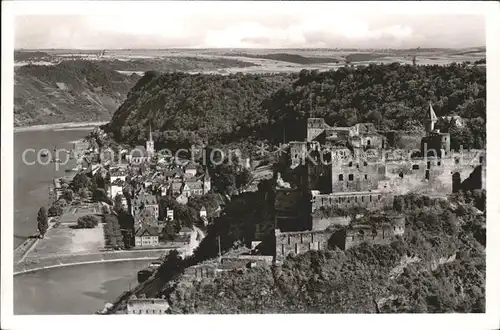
[14,60,141,127]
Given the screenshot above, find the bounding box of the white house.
[126,298,170,314]
[109,184,123,200]
[184,162,198,177]
[166,209,174,222]
[135,226,160,247]
[199,206,208,226]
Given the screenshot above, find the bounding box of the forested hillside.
[14,60,140,126]
[105,62,486,150]
[105,71,297,147]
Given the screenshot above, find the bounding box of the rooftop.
[135,225,160,237]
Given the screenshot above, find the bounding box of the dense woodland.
[105,62,486,150]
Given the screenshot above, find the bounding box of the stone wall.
[183,264,217,280]
[220,255,273,268]
[311,191,394,212]
[343,223,404,250]
[275,229,332,262]
[275,215,405,262]
[307,118,328,142]
[331,159,386,193]
[383,155,482,196]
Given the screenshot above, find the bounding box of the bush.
[55,198,68,207]
[48,204,63,217]
[103,214,125,249]
[77,215,100,228]
[62,189,74,201]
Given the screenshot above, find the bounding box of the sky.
[12,1,487,49]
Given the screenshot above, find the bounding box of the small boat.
[50,158,62,163]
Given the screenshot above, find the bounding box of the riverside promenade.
[14,201,191,276]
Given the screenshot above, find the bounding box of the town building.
[127,146,151,164]
[166,208,174,222]
[134,225,160,247]
[199,206,208,226]
[184,162,198,177]
[126,126,156,164]
[131,191,159,226]
[169,172,211,200]
[108,178,125,200]
[126,298,169,314]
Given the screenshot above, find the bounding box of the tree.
[71,173,90,192]
[236,168,253,193]
[79,188,92,199]
[211,161,238,195]
[161,222,177,241]
[55,198,68,207]
[158,249,184,281]
[92,188,112,204]
[37,207,48,238]
[48,204,63,217]
[113,194,125,213]
[77,215,100,228]
[62,189,73,202]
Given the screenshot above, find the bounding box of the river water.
[14,260,151,314]
[14,128,149,314]
[14,128,91,248]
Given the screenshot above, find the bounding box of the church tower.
[146,124,155,156]
[425,102,438,134]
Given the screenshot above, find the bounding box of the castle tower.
[146,124,155,156]
[425,102,438,133]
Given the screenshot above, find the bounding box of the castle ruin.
[274,103,485,262]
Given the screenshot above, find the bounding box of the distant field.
[222,52,341,65]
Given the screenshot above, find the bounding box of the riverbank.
[14,121,108,133]
[14,248,187,275]
[14,202,189,275]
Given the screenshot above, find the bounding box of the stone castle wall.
[331,159,386,193]
[275,229,332,262]
[311,191,394,212]
[275,216,404,262]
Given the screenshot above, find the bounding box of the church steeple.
[426,102,438,133]
[146,122,155,156]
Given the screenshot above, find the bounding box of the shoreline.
[14,121,109,133]
[14,257,160,276]
[15,247,188,275]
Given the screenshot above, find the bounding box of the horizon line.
[14,45,487,51]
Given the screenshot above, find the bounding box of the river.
[14,127,151,314]
[14,260,151,314]
[14,128,91,248]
